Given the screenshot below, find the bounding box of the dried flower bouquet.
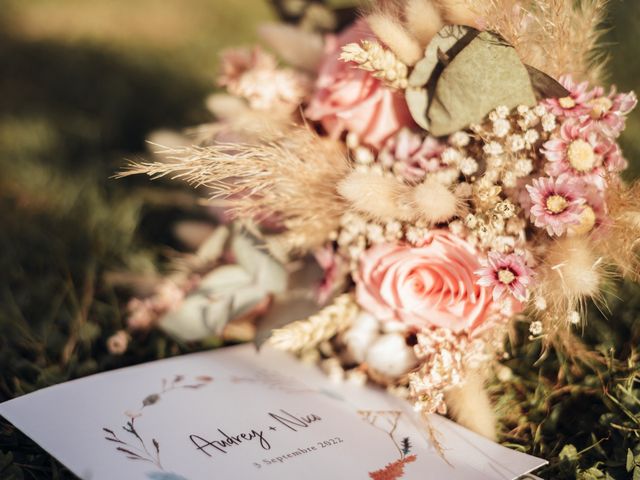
[121,0,638,440]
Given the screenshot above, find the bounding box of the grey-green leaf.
[525,64,570,100]
[406,25,472,130]
[428,31,537,136]
[627,449,635,471]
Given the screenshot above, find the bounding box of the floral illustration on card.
[103,374,213,478]
[359,410,417,480]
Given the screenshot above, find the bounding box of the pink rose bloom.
[356,231,495,334]
[305,20,414,149]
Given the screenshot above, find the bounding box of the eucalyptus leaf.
[406,25,472,130]
[195,225,230,263]
[160,295,229,341]
[428,31,536,136]
[525,64,570,100]
[230,228,287,294]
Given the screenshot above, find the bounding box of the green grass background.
[0,1,639,478]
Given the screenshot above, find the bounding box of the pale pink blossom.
[107,330,129,355]
[305,20,415,149]
[356,231,495,334]
[568,183,611,236]
[603,143,628,173]
[476,252,534,302]
[583,86,637,137]
[218,47,309,111]
[526,175,585,236]
[314,246,346,304]
[542,120,611,187]
[544,75,594,118]
[378,128,446,182]
[126,298,156,330]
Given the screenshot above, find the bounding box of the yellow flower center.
[567,139,596,172]
[559,97,576,109]
[546,194,568,214]
[498,269,515,285]
[589,97,613,119]
[569,206,596,236]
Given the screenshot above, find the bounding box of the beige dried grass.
[468,0,610,83]
[119,128,351,253]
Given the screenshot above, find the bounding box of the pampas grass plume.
[365,13,423,66]
[338,171,414,221]
[410,179,460,224]
[444,372,496,440]
[405,0,444,47]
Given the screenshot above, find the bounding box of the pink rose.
[305,20,415,149]
[356,231,495,334]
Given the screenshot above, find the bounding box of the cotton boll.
[365,13,423,66]
[365,333,419,379]
[410,178,460,224]
[341,312,381,364]
[405,0,444,47]
[544,236,601,299]
[338,171,414,221]
[434,0,481,28]
[444,372,496,440]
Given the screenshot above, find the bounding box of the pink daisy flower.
[476,252,534,302]
[583,86,638,137]
[568,183,610,237]
[542,120,611,187]
[378,128,445,182]
[603,142,628,173]
[526,175,585,236]
[544,75,594,118]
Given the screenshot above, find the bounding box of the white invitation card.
[0,345,545,479]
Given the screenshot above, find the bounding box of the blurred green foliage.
[0,1,639,478]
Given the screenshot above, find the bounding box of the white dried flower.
[492,118,511,137]
[496,105,510,118]
[495,200,516,218]
[502,171,517,188]
[460,156,479,175]
[529,320,543,336]
[449,131,470,147]
[465,213,479,228]
[524,129,540,145]
[517,105,530,115]
[508,134,525,152]
[483,141,503,156]
[441,147,462,165]
[568,311,581,325]
[541,113,557,132]
[533,104,547,117]
[515,158,534,177]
